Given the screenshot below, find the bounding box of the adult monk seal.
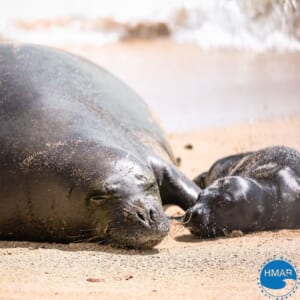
[0,43,200,248]
[184,146,300,237]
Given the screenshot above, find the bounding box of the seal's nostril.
[149,209,155,222]
[136,211,146,222]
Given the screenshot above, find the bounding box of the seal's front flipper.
[150,158,201,210]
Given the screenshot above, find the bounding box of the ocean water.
[0,0,300,51]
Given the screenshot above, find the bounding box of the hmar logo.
[258,257,299,299]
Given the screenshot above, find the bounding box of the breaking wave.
[1,0,300,51]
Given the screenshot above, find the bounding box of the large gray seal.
[184,146,300,237]
[0,43,200,248]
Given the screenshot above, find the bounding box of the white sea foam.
[0,0,300,51]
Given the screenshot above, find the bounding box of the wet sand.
[66,40,300,132]
[0,41,299,299]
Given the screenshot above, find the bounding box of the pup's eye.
[216,193,233,208]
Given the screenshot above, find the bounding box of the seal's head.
[76,148,169,249]
[183,176,265,237]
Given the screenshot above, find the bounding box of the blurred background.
[0,0,299,132]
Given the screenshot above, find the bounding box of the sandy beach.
[0,41,299,299]
[0,114,299,300]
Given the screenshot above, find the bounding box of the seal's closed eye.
[87,187,120,205]
[89,194,111,205]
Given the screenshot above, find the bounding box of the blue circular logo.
[258,258,299,299]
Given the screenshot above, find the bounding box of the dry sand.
[0,115,299,300]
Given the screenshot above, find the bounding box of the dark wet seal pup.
[184,146,300,238]
[0,43,200,249]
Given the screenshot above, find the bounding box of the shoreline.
[61,40,300,132]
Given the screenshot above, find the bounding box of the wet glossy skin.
[185,146,300,238]
[0,44,200,248]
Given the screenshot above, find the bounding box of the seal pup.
[184,146,300,237]
[0,43,200,248]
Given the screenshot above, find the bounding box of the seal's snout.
[105,197,169,249]
[183,204,214,237]
[134,206,156,227]
[184,205,209,226]
[129,199,169,246]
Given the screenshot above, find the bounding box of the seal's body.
[0,44,200,248]
[184,146,300,237]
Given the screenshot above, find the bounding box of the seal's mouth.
[104,225,168,249]
[188,224,231,238]
[93,197,170,249]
